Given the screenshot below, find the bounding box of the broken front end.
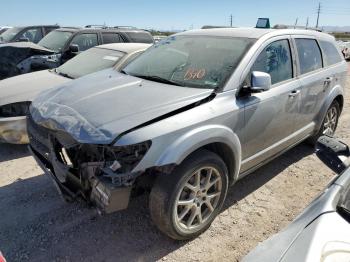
[27,115,151,213]
[0,42,56,80]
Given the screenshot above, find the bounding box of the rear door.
[293,37,336,134]
[239,36,301,172]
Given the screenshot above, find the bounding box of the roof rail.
[85,24,108,29]
[273,24,322,32]
[113,26,138,30]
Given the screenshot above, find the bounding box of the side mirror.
[316,136,350,174]
[69,44,79,53]
[18,37,29,42]
[250,71,271,92]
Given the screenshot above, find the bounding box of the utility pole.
[316,2,321,28]
[294,18,298,29]
[230,14,233,27]
[306,17,309,29]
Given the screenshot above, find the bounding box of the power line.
[316,2,321,28]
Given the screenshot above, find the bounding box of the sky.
[1,0,349,30]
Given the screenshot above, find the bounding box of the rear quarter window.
[295,39,323,75]
[320,40,343,66]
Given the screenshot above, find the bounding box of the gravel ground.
[0,64,349,262]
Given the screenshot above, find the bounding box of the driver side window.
[251,39,293,85]
[70,33,98,52]
[20,28,43,43]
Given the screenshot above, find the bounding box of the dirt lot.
[0,66,349,262]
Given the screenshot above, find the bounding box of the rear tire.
[149,149,228,240]
[308,100,340,145]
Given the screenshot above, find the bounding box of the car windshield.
[38,30,73,52]
[0,27,22,42]
[123,35,255,89]
[55,47,125,79]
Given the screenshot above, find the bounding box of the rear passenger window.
[102,33,123,44]
[251,39,293,85]
[295,39,323,74]
[319,40,343,66]
[126,32,154,43]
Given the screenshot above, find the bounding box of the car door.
[292,37,328,134]
[239,36,301,173]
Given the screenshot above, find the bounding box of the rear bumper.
[0,116,28,144]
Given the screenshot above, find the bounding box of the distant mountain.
[322,26,350,32]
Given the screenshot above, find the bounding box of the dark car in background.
[0,25,59,44]
[0,26,154,80]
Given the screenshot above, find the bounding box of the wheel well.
[334,95,344,113]
[202,142,236,182]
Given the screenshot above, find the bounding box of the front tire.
[149,149,229,240]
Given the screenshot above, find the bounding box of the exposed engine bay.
[0,42,56,80]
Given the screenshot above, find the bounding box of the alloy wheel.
[323,106,338,135]
[174,166,222,233]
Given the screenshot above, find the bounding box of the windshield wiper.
[133,74,184,86]
[54,68,74,79]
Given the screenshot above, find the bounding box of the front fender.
[314,85,344,132]
[154,125,242,180]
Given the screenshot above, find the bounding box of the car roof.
[178,27,335,41]
[55,27,149,34]
[94,43,152,53]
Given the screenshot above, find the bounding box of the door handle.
[323,77,333,92]
[324,77,333,84]
[289,90,300,97]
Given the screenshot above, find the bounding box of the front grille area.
[27,114,51,159]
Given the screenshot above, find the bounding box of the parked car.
[0,25,59,44]
[243,135,350,262]
[28,28,347,240]
[339,41,350,61]
[0,27,154,80]
[0,43,150,144]
[0,26,12,35]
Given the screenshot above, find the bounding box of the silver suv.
[28,28,348,240]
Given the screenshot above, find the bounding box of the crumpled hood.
[0,42,54,80]
[30,68,213,144]
[0,70,71,106]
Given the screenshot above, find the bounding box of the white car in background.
[243,136,350,262]
[0,43,151,144]
[338,41,350,60]
[0,26,11,35]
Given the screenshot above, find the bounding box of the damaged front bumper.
[27,116,147,214]
[0,116,29,144]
